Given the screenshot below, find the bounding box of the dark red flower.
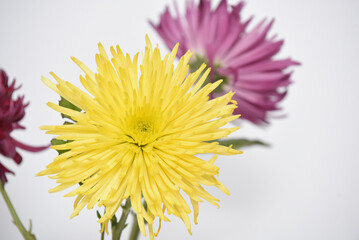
[0,69,47,184]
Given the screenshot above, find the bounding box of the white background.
[0,0,359,239]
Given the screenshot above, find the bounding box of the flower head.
[151,0,300,124]
[0,70,48,184]
[39,36,242,239]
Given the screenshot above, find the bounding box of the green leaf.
[215,138,270,149]
[58,97,81,120]
[96,210,102,219]
[51,138,64,145]
[51,138,73,155]
[111,214,118,225]
[51,138,69,155]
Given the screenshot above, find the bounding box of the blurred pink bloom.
[0,70,47,184]
[151,0,300,124]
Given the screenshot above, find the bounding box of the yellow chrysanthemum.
[39,36,242,239]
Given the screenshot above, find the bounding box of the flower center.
[129,120,156,147]
[135,122,153,134]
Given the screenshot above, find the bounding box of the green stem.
[129,200,147,240]
[0,181,36,240]
[96,210,105,240]
[129,214,140,240]
[112,198,131,240]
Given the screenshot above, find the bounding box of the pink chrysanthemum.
[0,70,47,184]
[151,0,300,124]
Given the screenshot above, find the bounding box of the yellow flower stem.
[0,180,36,240]
[112,198,131,240]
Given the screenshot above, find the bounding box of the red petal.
[12,138,49,152]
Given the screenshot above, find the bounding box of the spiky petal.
[39,36,242,239]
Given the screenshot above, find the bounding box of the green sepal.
[215,138,270,149]
[58,97,81,121]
